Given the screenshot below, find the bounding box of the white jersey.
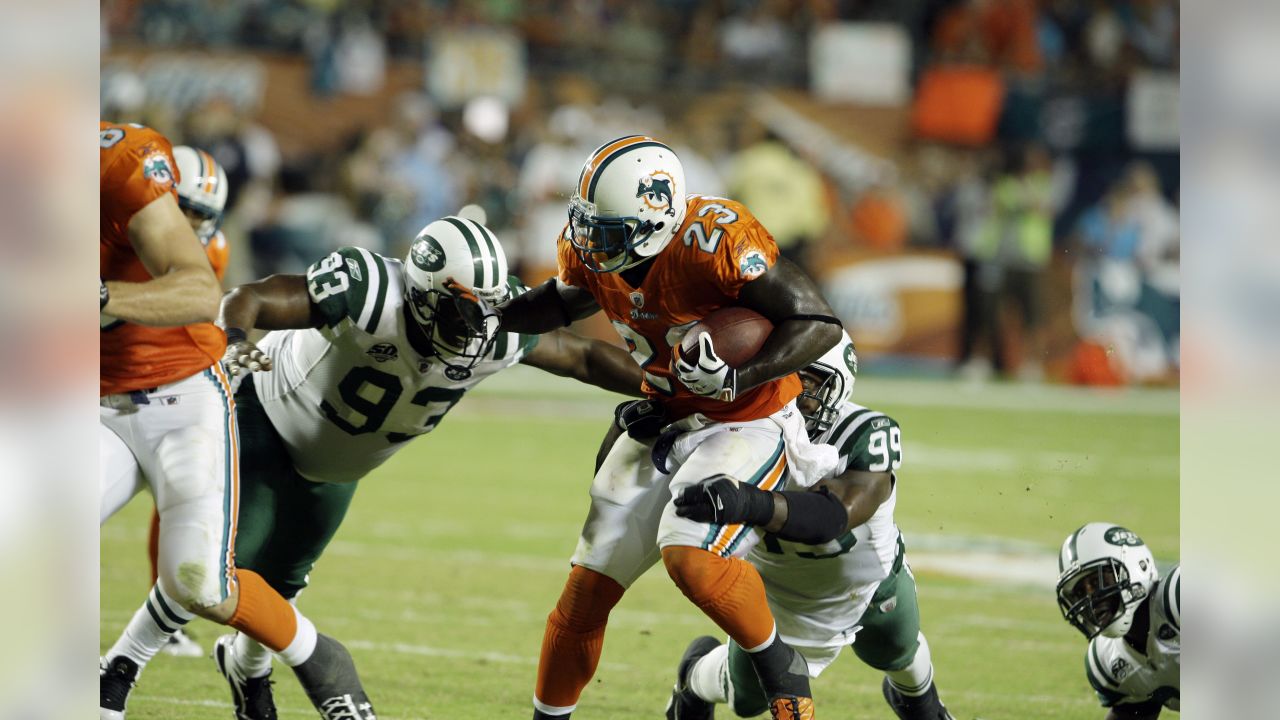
[252,247,536,483]
[747,402,904,648]
[1085,566,1181,712]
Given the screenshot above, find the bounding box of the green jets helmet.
[798,332,858,440]
[567,135,687,273]
[403,216,509,373]
[1056,522,1159,639]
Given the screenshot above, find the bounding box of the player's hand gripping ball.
[673,332,737,402]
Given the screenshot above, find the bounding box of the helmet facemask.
[797,365,846,441]
[567,196,659,273]
[1056,557,1147,639]
[406,283,506,376]
[178,196,223,244]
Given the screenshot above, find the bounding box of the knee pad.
[154,426,221,510]
[661,546,739,608]
[548,565,625,634]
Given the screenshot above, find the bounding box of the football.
[677,307,773,368]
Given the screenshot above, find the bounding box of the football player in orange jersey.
[99,123,376,720]
[140,145,231,658]
[457,136,843,720]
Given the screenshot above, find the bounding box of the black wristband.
[740,484,778,527]
[774,487,849,544]
[225,327,248,344]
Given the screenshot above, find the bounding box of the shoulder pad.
[306,247,395,333]
[828,408,901,473]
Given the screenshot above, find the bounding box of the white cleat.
[160,627,204,657]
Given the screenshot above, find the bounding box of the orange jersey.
[559,194,801,422]
[205,230,229,282]
[100,121,225,396]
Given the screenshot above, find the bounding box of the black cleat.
[293,634,377,719]
[882,677,955,720]
[213,634,278,720]
[665,635,721,720]
[100,655,139,720]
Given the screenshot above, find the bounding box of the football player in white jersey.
[662,334,955,720]
[101,214,642,719]
[1056,524,1180,717]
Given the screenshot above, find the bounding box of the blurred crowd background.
[101,0,1180,385]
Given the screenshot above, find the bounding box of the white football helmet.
[567,135,686,273]
[798,332,857,440]
[404,216,509,377]
[173,145,228,244]
[1056,522,1159,639]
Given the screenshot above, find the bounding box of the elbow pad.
[774,487,849,545]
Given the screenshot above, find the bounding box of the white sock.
[688,643,730,703]
[107,583,195,669]
[234,632,274,678]
[885,632,934,697]
[276,605,318,667]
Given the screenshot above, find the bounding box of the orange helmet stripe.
[576,135,651,199]
[198,149,218,195]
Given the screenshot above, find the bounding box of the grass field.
[101,371,1178,719]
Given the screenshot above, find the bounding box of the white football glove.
[674,332,737,402]
[222,339,273,376]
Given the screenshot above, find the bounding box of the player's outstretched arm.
[734,257,842,393]
[497,277,601,334]
[218,274,319,374]
[103,193,221,326]
[520,328,645,397]
[674,468,892,545]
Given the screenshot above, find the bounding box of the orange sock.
[147,507,160,587]
[534,565,626,710]
[662,546,776,649]
[228,569,299,652]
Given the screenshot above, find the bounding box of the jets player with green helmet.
[107,215,642,719]
[663,333,955,720]
[1057,523,1180,718]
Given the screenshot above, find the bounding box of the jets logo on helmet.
[798,332,857,439]
[568,135,687,273]
[173,145,228,244]
[410,235,446,272]
[402,216,509,377]
[1056,522,1159,639]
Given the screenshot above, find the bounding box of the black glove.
[614,399,667,440]
[674,474,776,526]
[100,278,109,310]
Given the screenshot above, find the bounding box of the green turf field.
[101,372,1178,719]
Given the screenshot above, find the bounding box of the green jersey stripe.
[1164,568,1180,629]
[351,248,383,332]
[821,407,871,447]
[362,252,391,334]
[834,412,886,459]
[444,216,487,288]
[1090,640,1119,686]
[492,331,509,359]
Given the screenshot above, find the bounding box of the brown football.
[677,307,774,368]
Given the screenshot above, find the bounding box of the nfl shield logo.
[629,291,644,309]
